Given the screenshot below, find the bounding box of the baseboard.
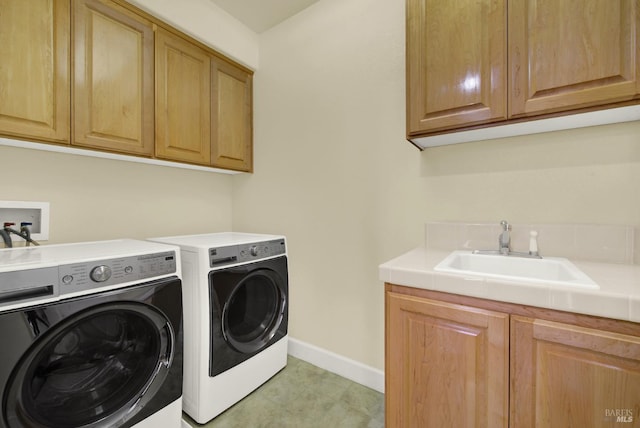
[287,337,384,393]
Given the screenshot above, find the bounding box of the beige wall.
[232,0,640,371]
[422,123,640,225]
[233,0,420,371]
[0,146,233,244]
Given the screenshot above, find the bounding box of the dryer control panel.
[209,239,286,268]
[59,251,177,295]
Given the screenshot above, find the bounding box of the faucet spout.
[499,220,511,255]
[0,229,11,248]
[474,221,542,258]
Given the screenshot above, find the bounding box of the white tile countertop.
[379,247,640,323]
[381,222,640,322]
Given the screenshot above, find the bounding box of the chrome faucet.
[499,220,511,255]
[473,220,542,258]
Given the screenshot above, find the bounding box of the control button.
[250,246,259,256]
[124,266,134,274]
[62,275,73,285]
[90,265,112,283]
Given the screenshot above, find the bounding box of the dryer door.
[209,256,288,376]
[222,267,286,353]
[3,302,174,428]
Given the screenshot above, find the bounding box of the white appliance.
[149,233,288,424]
[0,239,184,428]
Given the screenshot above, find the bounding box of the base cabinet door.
[0,0,70,143]
[386,292,509,428]
[73,0,154,155]
[510,316,640,427]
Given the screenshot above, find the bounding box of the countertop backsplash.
[425,222,636,265]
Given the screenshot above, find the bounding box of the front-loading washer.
[0,239,184,428]
[149,233,288,424]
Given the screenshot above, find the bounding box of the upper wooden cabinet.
[406,0,507,135]
[155,28,212,166]
[211,57,253,172]
[73,0,154,156]
[0,0,70,143]
[407,0,640,139]
[509,0,640,118]
[155,29,254,170]
[0,0,254,172]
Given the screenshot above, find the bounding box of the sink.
[434,251,598,289]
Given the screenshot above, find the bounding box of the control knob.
[250,245,259,256]
[90,265,112,283]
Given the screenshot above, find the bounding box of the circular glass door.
[4,302,173,428]
[222,269,285,354]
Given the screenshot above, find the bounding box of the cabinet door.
[511,316,640,427]
[155,28,211,166]
[406,0,507,135]
[73,0,154,155]
[0,0,70,142]
[386,292,509,428]
[211,57,253,172]
[509,0,640,117]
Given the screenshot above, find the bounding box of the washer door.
[222,268,286,354]
[3,302,173,428]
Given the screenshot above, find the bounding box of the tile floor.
[183,356,384,428]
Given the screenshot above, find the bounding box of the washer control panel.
[209,239,286,268]
[59,251,177,295]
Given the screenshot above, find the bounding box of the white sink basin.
[434,251,598,289]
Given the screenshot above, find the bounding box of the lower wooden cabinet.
[511,316,640,428]
[386,291,509,427]
[385,284,640,428]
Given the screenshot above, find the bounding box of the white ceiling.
[209,0,321,33]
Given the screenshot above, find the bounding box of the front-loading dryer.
[0,239,183,428]
[149,233,288,424]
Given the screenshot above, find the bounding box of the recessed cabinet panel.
[386,292,509,428]
[73,0,154,155]
[211,58,253,172]
[406,0,507,135]
[0,0,70,142]
[511,316,640,427]
[155,28,211,166]
[509,0,640,117]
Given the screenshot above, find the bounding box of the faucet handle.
[500,220,511,231]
